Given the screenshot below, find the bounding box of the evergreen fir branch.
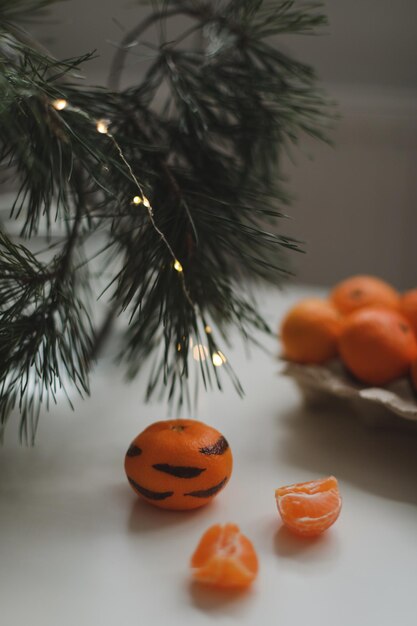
[0,0,332,438]
[0,0,58,25]
[0,229,93,443]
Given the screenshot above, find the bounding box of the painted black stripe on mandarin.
[127,476,173,500]
[152,464,206,479]
[199,436,229,456]
[126,444,142,457]
[184,476,228,498]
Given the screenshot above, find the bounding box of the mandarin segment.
[191,524,259,589]
[280,298,342,364]
[124,419,233,511]
[275,476,341,537]
[338,307,417,386]
[330,275,400,315]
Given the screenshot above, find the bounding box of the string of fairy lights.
[50,98,227,368]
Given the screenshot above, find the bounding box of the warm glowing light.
[205,325,212,334]
[173,259,183,272]
[212,351,226,367]
[143,197,151,208]
[96,119,110,134]
[193,344,209,361]
[132,195,142,205]
[177,343,182,351]
[52,98,68,111]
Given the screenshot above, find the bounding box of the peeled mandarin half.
[191,524,259,589]
[275,476,342,537]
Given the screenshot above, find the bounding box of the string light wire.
[50,100,228,367]
[50,98,194,309]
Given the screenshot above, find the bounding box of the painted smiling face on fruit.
[124,419,233,510]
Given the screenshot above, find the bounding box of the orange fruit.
[330,274,400,315]
[400,288,417,337]
[191,523,259,589]
[280,298,342,364]
[411,359,417,392]
[124,419,233,511]
[338,307,417,386]
[275,476,341,537]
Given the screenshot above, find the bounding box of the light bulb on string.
[51,98,68,111]
[132,195,152,209]
[173,260,183,273]
[96,119,110,134]
[212,351,227,367]
[193,344,209,361]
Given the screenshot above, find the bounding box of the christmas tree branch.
[108,5,189,91]
[0,227,93,443]
[0,0,57,25]
[0,0,332,440]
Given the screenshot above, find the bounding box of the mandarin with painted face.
[124,419,233,510]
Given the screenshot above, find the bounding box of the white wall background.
[28,1,417,288]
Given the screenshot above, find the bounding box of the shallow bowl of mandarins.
[279,276,417,428]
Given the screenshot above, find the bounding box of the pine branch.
[0,0,332,440]
[0,229,93,444]
[0,0,58,25]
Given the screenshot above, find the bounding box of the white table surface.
[1,285,416,626]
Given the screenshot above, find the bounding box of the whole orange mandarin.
[280,298,342,364]
[124,419,233,511]
[338,307,417,386]
[330,275,400,315]
[400,289,417,337]
[411,359,417,392]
